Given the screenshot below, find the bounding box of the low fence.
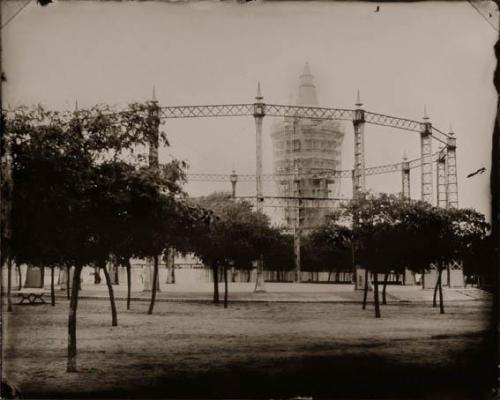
[205,269,354,283]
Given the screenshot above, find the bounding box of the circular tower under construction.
[270,63,345,231]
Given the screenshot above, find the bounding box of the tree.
[432,207,489,313]
[302,223,352,280]
[462,234,495,287]
[339,194,490,316]
[84,159,188,315]
[5,103,187,371]
[262,231,294,282]
[330,194,411,317]
[193,193,274,307]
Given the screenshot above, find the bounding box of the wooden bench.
[13,289,46,305]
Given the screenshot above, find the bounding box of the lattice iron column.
[401,156,410,199]
[254,83,265,213]
[436,151,447,208]
[420,120,433,204]
[446,134,458,208]
[293,165,301,283]
[353,108,366,197]
[254,83,266,292]
[143,95,161,292]
[351,169,356,199]
[148,96,160,170]
[351,90,365,288]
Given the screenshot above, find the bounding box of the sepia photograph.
[1,0,498,398]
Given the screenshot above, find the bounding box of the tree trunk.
[170,250,176,284]
[212,263,220,304]
[164,249,175,284]
[66,266,71,300]
[94,265,101,284]
[102,263,118,326]
[362,268,369,310]
[67,265,83,372]
[147,256,159,315]
[126,259,131,310]
[17,263,22,290]
[223,265,228,309]
[382,272,389,305]
[50,266,55,306]
[432,270,439,308]
[438,266,445,314]
[114,262,119,285]
[7,258,12,312]
[247,269,251,283]
[373,272,381,318]
[171,264,176,284]
[254,255,266,292]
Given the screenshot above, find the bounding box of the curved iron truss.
[185,151,440,182]
[158,103,451,144]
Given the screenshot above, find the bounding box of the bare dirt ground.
[2,298,495,399]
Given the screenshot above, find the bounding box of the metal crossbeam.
[432,126,452,143]
[264,104,354,121]
[364,111,422,133]
[271,171,352,180]
[237,195,348,209]
[186,171,352,182]
[363,151,439,175]
[364,162,402,176]
[408,158,422,170]
[159,104,253,119]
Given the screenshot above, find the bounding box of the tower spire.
[297,62,318,106]
[74,99,79,112]
[302,61,312,76]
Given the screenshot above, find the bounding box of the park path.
[52,282,491,303]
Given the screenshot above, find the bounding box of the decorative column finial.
[355,89,363,108]
[256,81,263,101]
[152,85,157,102]
[449,123,454,136]
[423,105,429,121]
[230,169,238,199]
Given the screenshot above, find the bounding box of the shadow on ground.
[23,332,496,400]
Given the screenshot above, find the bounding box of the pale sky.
[2,0,497,222]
